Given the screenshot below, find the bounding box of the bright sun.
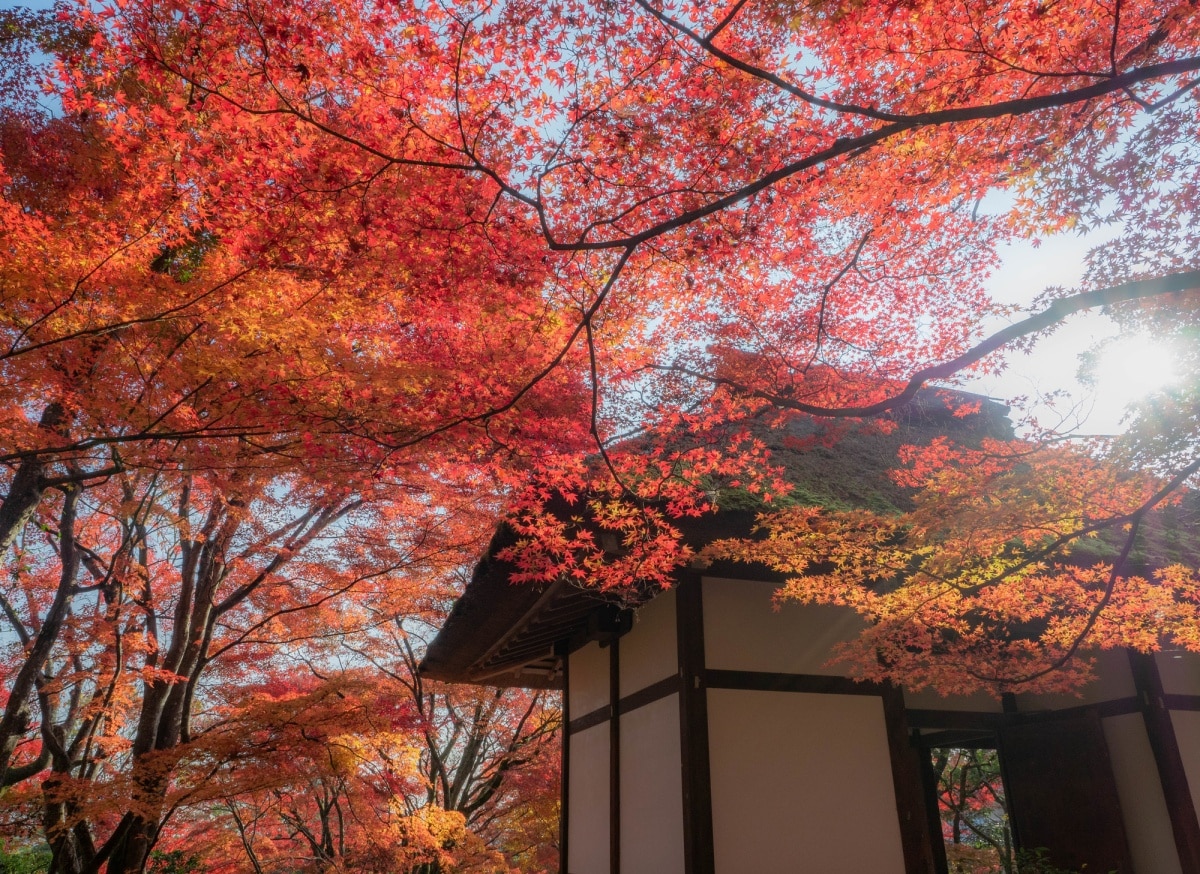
[1087,333,1178,408]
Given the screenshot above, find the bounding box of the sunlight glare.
[1087,333,1178,409]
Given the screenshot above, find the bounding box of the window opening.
[929,744,1013,874]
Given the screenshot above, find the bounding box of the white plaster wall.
[569,641,610,717]
[1157,650,1200,696]
[619,587,678,698]
[707,689,905,874]
[1014,648,1137,710]
[1172,710,1200,825]
[701,576,864,675]
[567,723,609,874]
[1102,713,1183,874]
[619,694,684,874]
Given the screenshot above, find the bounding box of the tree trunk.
[101,814,159,874]
[0,402,64,554]
[0,481,80,785]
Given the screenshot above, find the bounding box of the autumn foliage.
[4,0,1200,869]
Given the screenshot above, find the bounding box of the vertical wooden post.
[917,734,950,874]
[675,573,715,874]
[1130,651,1200,874]
[559,644,570,874]
[610,638,621,874]
[881,683,937,874]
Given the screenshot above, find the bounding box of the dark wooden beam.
[906,709,1008,730]
[676,573,715,874]
[1130,651,1200,874]
[908,697,1141,731]
[568,703,611,735]
[917,731,951,874]
[610,638,621,874]
[882,684,938,874]
[559,644,570,874]
[616,674,682,716]
[704,668,883,696]
[913,728,999,749]
[569,674,682,735]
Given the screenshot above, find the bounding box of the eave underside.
[419,512,776,689]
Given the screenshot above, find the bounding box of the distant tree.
[375,626,560,866]
[0,841,50,874]
[933,747,1013,874]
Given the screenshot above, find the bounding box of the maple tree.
[6,0,1200,868]
[1,8,577,871]
[144,628,559,874]
[18,0,1198,685]
[364,626,560,868]
[0,459,498,871]
[156,672,522,874]
[701,419,1200,693]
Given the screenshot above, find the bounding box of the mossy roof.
[420,388,1197,686]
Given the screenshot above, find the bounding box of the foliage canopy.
[3,0,1200,869]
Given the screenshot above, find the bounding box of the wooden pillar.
[917,734,950,874]
[675,573,714,874]
[1130,651,1200,874]
[610,638,621,874]
[881,683,938,873]
[558,644,570,874]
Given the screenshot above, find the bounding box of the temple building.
[422,393,1200,874]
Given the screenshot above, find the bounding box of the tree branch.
[654,269,1200,417]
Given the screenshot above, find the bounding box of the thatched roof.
[421,389,1016,688]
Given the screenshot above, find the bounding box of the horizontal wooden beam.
[618,674,682,716]
[704,668,884,696]
[568,674,682,735]
[908,696,1142,730]
[1164,693,1200,712]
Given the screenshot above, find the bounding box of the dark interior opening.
[918,714,1134,874]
